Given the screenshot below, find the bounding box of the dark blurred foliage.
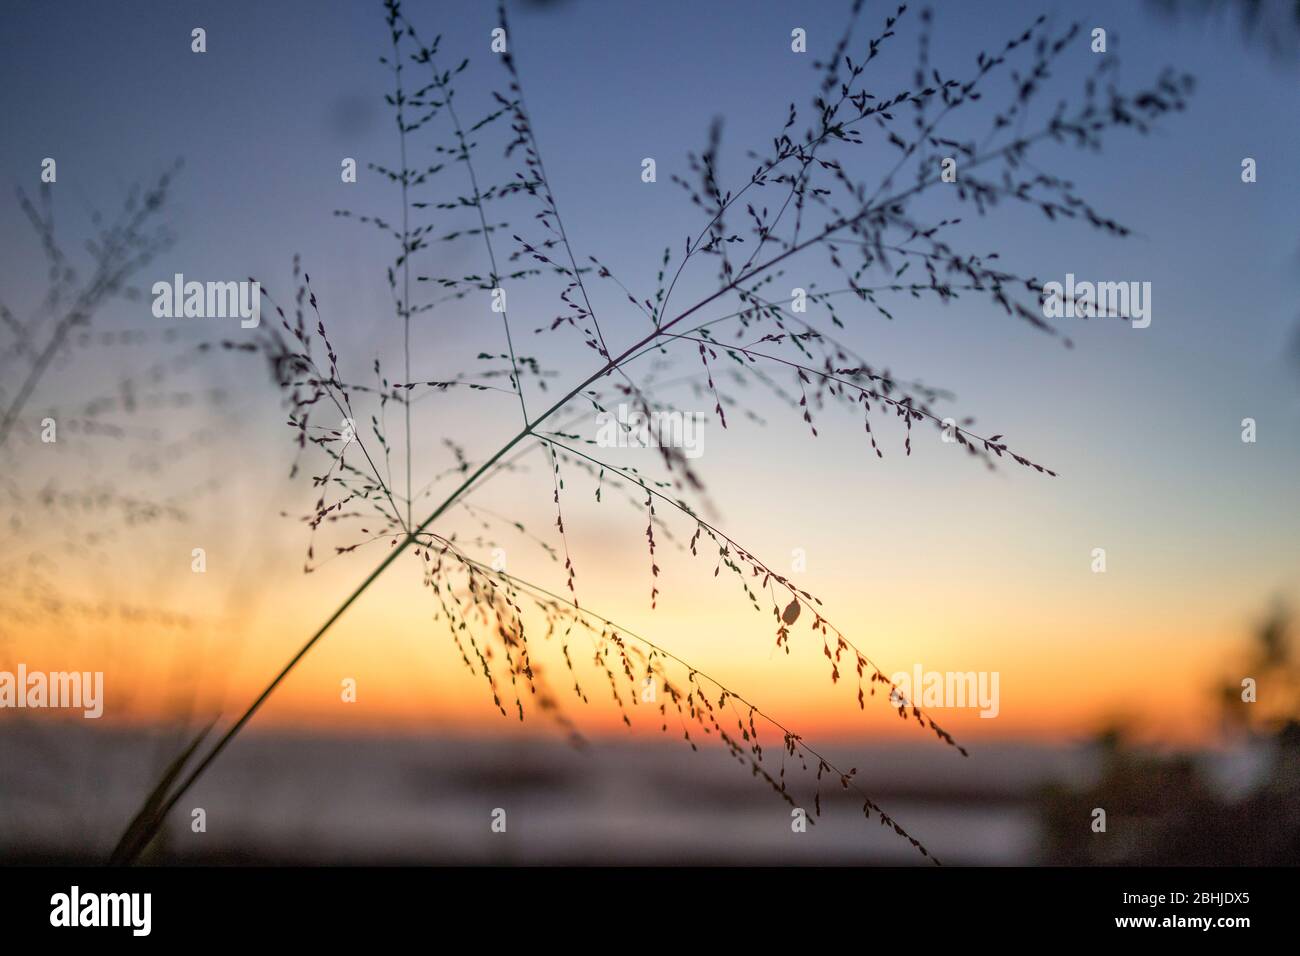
[1039,604,1300,864]
[1149,0,1300,65]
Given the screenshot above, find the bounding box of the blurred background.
[1,0,1297,864]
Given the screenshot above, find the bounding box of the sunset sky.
[2,0,1298,753]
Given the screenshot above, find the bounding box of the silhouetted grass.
[115,0,1193,865]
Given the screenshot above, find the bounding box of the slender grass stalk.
[111,149,1034,862]
[113,0,1193,863]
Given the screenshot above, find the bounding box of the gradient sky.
[2,0,1298,750]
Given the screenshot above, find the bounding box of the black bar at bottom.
[2,865,1281,941]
